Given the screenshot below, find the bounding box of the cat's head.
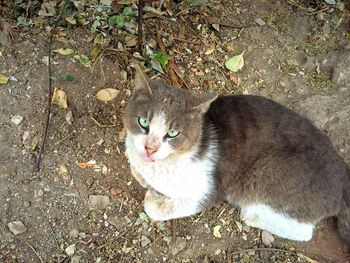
[123,64,217,162]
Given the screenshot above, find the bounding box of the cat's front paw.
[144,188,175,221]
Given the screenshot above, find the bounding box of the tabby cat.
[123,65,350,246]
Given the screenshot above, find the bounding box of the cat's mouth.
[142,153,155,162]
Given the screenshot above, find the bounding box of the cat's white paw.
[144,188,175,221]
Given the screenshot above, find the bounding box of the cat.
[123,64,350,247]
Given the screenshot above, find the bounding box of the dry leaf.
[91,47,102,61]
[78,160,96,169]
[125,36,137,47]
[229,72,241,85]
[225,50,246,72]
[111,187,124,196]
[0,74,9,84]
[96,88,120,102]
[58,165,69,175]
[65,16,76,25]
[53,48,74,56]
[51,88,68,109]
[213,225,222,238]
[205,44,216,55]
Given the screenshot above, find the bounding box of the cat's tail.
[337,166,350,248]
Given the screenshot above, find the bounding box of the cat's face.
[123,65,217,163]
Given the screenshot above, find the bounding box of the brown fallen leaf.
[111,187,123,196]
[78,160,96,169]
[51,88,68,109]
[96,88,120,102]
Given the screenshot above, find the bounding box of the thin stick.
[172,65,190,90]
[23,240,44,263]
[172,219,177,241]
[90,116,118,128]
[156,30,180,87]
[173,37,200,45]
[35,1,68,172]
[230,247,319,262]
[137,0,145,53]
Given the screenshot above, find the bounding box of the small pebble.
[88,195,110,210]
[8,221,27,235]
[170,237,187,256]
[11,115,23,125]
[261,230,275,246]
[71,256,81,263]
[141,235,151,247]
[255,18,266,26]
[65,244,75,256]
[69,229,79,239]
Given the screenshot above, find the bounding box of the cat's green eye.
[167,130,179,138]
[138,117,149,129]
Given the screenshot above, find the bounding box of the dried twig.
[137,0,145,53]
[35,1,69,172]
[173,37,200,45]
[172,65,190,90]
[23,240,44,263]
[172,219,177,241]
[156,30,181,87]
[90,116,118,128]
[231,247,319,263]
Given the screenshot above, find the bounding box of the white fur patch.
[125,117,219,219]
[240,204,314,241]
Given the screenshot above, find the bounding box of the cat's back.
[206,95,330,150]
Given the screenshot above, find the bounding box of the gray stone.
[170,237,187,256]
[69,229,79,239]
[261,230,275,246]
[316,12,324,21]
[141,235,151,247]
[163,236,172,246]
[255,18,266,26]
[88,195,110,210]
[71,256,81,263]
[65,244,75,256]
[11,115,23,125]
[8,221,27,235]
[322,22,331,35]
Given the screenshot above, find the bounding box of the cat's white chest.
[126,134,218,200]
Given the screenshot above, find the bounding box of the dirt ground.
[1,0,350,262]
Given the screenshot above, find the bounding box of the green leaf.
[53,48,74,56]
[50,74,61,81]
[139,212,149,222]
[225,51,246,72]
[66,75,74,81]
[108,15,125,27]
[17,16,33,27]
[156,222,166,232]
[74,55,91,68]
[123,6,135,17]
[151,52,169,73]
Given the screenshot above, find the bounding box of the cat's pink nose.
[145,145,158,155]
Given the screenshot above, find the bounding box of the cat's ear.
[134,63,152,95]
[192,92,218,113]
